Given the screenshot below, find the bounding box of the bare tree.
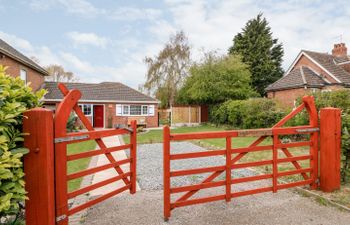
[143,31,191,108]
[45,64,79,82]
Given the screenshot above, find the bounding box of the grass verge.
[67,140,97,192]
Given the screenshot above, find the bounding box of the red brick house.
[43,82,159,128]
[266,43,350,107]
[0,38,49,90]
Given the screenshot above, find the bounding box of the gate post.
[320,107,341,192]
[163,126,171,221]
[130,120,137,194]
[23,108,55,225]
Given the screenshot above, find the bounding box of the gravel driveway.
[82,142,350,225]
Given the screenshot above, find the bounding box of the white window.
[149,105,155,116]
[142,105,148,115]
[123,105,130,115]
[79,104,92,116]
[130,105,142,115]
[20,69,27,84]
[117,104,154,116]
[116,104,122,115]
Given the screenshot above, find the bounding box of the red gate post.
[23,108,55,225]
[130,120,137,194]
[225,136,232,202]
[163,125,171,221]
[320,107,341,192]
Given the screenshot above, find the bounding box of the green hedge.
[0,66,45,217]
[210,98,286,129]
[211,90,350,183]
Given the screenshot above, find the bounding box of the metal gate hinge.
[56,214,67,222]
[55,135,89,143]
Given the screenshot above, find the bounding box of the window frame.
[117,104,153,116]
[79,104,93,116]
[142,105,148,115]
[20,69,27,84]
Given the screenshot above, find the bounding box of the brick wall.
[106,103,159,128]
[44,102,159,128]
[268,88,309,108]
[0,55,45,91]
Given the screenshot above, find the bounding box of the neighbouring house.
[266,42,350,107]
[42,82,159,128]
[0,38,49,91]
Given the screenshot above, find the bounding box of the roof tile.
[43,82,158,103]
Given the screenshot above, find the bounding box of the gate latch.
[54,135,89,143]
[295,128,319,133]
[56,214,67,222]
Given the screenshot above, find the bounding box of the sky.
[1,0,350,89]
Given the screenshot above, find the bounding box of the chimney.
[332,43,347,57]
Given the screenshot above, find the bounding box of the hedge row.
[209,98,286,129]
[210,89,350,183]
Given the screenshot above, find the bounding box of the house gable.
[286,51,340,83]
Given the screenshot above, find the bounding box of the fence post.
[163,126,171,221]
[225,136,232,202]
[320,107,341,192]
[23,108,55,225]
[130,120,137,194]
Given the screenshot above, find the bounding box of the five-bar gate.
[54,84,137,224]
[163,96,319,220]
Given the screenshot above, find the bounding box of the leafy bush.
[66,113,78,132]
[0,66,45,218]
[210,98,286,129]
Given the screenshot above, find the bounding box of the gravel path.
[83,142,350,225]
[131,142,256,190]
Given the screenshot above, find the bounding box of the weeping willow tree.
[143,31,191,108]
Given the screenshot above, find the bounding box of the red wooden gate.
[54,84,137,224]
[163,96,319,220]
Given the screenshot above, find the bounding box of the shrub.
[210,98,286,129]
[0,66,45,218]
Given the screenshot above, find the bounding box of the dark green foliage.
[210,98,286,129]
[229,13,284,96]
[177,54,257,105]
[66,113,78,132]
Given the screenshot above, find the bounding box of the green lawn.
[67,140,97,192]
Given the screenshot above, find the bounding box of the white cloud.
[29,0,160,21]
[66,31,108,48]
[29,0,104,17]
[57,0,104,17]
[110,7,162,21]
[161,0,350,68]
[0,31,34,52]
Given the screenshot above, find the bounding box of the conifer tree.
[229,13,284,96]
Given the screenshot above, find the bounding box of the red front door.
[93,105,104,128]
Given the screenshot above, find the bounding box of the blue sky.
[1,0,350,88]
